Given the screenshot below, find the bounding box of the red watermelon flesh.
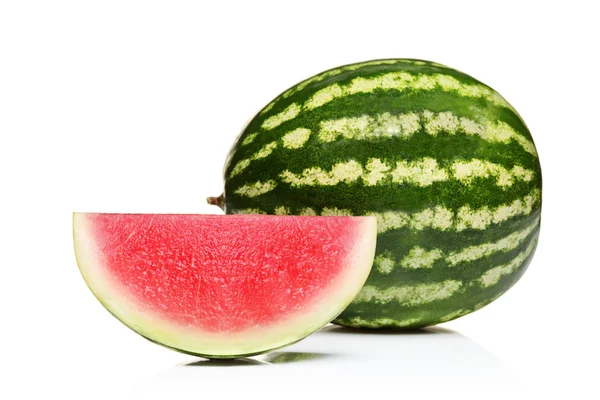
[73,213,376,358]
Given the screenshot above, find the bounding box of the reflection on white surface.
[130,325,520,397]
[180,351,336,366]
[316,325,516,379]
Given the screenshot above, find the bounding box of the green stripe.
[281,59,406,99]
[318,111,536,156]
[241,133,258,146]
[370,215,540,292]
[236,85,533,161]
[231,141,538,196]
[369,188,539,233]
[447,219,539,265]
[397,247,444,270]
[232,107,537,181]
[230,141,278,177]
[230,188,540,234]
[233,180,277,197]
[354,280,463,306]
[372,217,539,273]
[354,240,535,306]
[259,70,516,131]
[276,158,535,189]
[261,62,399,115]
[230,127,313,177]
[375,209,540,248]
[262,103,301,130]
[235,96,534,177]
[477,238,538,287]
[304,72,513,111]
[263,59,449,116]
[336,316,422,328]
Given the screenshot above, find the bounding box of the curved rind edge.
[73,213,376,358]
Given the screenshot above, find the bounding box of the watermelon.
[73,213,376,358]
[209,58,542,329]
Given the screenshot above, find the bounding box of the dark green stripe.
[333,241,537,328]
[227,175,538,214]
[369,225,540,289]
[230,92,533,177]
[265,89,526,139]
[230,135,537,190]
[257,59,513,124]
[376,210,540,251]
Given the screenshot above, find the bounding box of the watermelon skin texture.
[217,59,542,329]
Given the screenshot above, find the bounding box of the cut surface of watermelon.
[73,213,376,358]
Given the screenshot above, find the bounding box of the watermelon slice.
[73,213,376,358]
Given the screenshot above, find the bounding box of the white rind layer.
[73,213,376,358]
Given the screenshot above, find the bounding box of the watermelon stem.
[207,194,225,210]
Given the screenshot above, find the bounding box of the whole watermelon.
[208,59,542,329]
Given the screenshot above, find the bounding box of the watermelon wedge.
[73,213,376,358]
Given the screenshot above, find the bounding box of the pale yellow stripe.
[304,72,515,112]
[319,112,421,142]
[241,133,258,146]
[424,112,536,156]
[262,103,301,130]
[282,59,403,99]
[321,207,353,216]
[280,160,363,186]
[232,127,313,177]
[439,309,470,323]
[354,280,462,306]
[370,188,540,233]
[447,219,539,265]
[266,60,405,120]
[231,208,267,215]
[299,207,317,216]
[234,180,277,198]
[478,238,537,287]
[273,206,289,215]
[318,110,537,156]
[337,316,422,328]
[259,101,276,116]
[399,247,444,269]
[364,158,392,186]
[254,141,278,158]
[282,128,311,149]
[374,254,396,274]
[279,158,535,189]
[372,217,539,274]
[391,158,449,186]
[452,159,534,187]
[230,141,277,177]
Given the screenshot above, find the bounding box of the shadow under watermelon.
[180,351,335,367]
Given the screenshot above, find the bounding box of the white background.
[1,1,598,399]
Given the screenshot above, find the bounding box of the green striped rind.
[219,59,542,328]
